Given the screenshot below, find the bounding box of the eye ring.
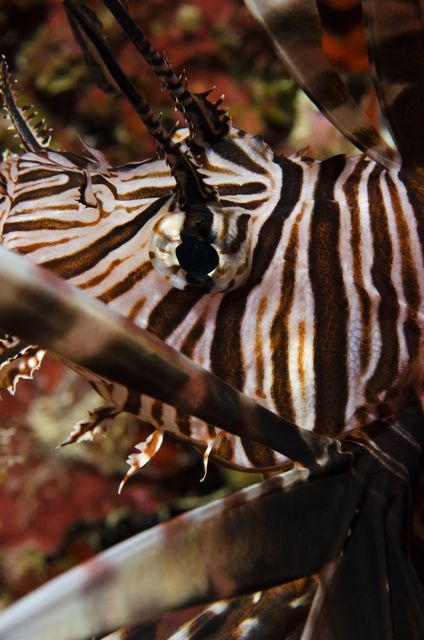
[149,205,251,293]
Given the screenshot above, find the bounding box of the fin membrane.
[363,0,424,167]
[0,334,45,394]
[244,0,400,169]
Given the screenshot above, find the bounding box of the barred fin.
[18,408,424,638]
[0,337,45,395]
[64,1,122,95]
[102,0,231,148]
[0,464,358,639]
[166,580,316,639]
[118,429,163,494]
[0,57,51,152]
[60,404,119,446]
[244,0,400,169]
[362,0,424,167]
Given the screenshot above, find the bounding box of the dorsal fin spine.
[64,0,214,206]
[102,0,230,148]
[0,57,51,153]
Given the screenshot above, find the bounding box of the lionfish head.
[64,0,253,294]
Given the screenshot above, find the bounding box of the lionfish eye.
[149,204,252,293]
[176,234,219,278]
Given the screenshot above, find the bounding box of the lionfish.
[0,0,423,638]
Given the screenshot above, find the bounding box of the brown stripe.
[15,237,74,255]
[297,320,306,403]
[255,297,267,398]
[343,158,372,373]
[270,210,302,422]
[4,218,91,233]
[98,262,152,303]
[210,157,302,394]
[9,203,80,217]
[147,288,203,340]
[17,167,76,183]
[180,315,206,359]
[218,182,266,196]
[211,139,267,175]
[175,410,191,436]
[385,174,421,361]
[168,303,213,442]
[128,296,146,321]
[309,154,348,433]
[79,258,125,289]
[123,186,173,200]
[364,166,399,402]
[240,437,277,468]
[123,389,141,414]
[226,213,250,255]
[41,196,168,279]
[215,434,234,463]
[0,170,6,189]
[220,197,268,211]
[210,291,245,390]
[91,174,118,199]
[13,172,84,206]
[399,170,424,266]
[151,400,163,425]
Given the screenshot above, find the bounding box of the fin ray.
[0,57,51,152]
[244,0,400,169]
[363,0,424,167]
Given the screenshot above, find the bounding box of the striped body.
[2,3,424,639]
[1,129,423,470]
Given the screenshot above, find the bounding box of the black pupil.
[176,234,219,277]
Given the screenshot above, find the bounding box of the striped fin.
[118,429,163,493]
[102,581,316,639]
[0,334,45,395]
[244,0,400,169]
[362,0,424,167]
[165,580,316,639]
[0,463,361,639]
[0,57,51,152]
[102,0,231,148]
[64,1,120,95]
[2,410,422,640]
[59,404,119,445]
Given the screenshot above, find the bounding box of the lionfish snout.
[149,202,252,292]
